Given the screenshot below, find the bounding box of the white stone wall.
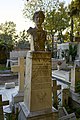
[57,43,69,59]
[10,50,28,60]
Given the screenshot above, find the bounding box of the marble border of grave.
[52,70,71,85]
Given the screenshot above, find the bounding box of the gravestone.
[18,11,58,120]
[62,88,69,107]
[19,51,58,120]
[11,57,25,103]
[6,50,27,67]
[52,80,61,108]
[70,66,80,92]
[70,66,80,109]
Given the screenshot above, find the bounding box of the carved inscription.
[37,91,46,103]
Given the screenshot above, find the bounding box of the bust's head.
[33,11,45,27]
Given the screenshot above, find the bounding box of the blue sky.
[0,0,71,33]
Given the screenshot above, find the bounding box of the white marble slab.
[0,86,19,102]
[52,70,71,84]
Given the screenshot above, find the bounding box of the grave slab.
[52,70,71,84]
[0,86,19,102]
[0,86,19,117]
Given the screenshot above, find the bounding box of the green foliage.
[75,81,80,93]
[15,30,30,50]
[66,106,80,118]
[23,0,70,44]
[0,21,16,64]
[23,0,59,20]
[0,65,10,70]
[73,17,80,37]
[69,43,77,61]
[69,0,80,16]
[0,21,16,47]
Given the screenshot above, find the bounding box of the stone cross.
[11,57,25,92]
[52,79,61,109]
[0,94,9,120]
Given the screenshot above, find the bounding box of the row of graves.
[1,11,80,119]
[1,40,80,119]
[1,49,79,120]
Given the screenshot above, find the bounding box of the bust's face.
[34,14,44,26]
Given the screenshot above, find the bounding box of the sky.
[0,0,71,33]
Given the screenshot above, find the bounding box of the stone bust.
[27,11,47,51]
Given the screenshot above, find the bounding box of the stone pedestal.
[19,103,58,120]
[18,51,58,120]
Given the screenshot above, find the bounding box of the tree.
[70,0,80,16]
[0,21,16,43]
[68,0,80,41]
[0,21,16,63]
[23,0,59,20]
[15,30,30,50]
[23,0,70,58]
[44,2,70,43]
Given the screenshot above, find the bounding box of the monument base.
[18,102,58,120]
[12,91,24,103]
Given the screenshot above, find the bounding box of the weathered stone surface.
[12,92,24,103]
[5,82,15,89]
[24,51,52,112]
[62,88,69,107]
[27,11,47,51]
[58,113,76,120]
[11,57,25,103]
[18,102,58,120]
[70,66,80,92]
[11,57,25,92]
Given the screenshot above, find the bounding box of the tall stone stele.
[19,11,58,120]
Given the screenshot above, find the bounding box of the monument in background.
[18,11,58,120]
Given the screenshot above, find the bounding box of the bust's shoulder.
[27,27,35,34]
